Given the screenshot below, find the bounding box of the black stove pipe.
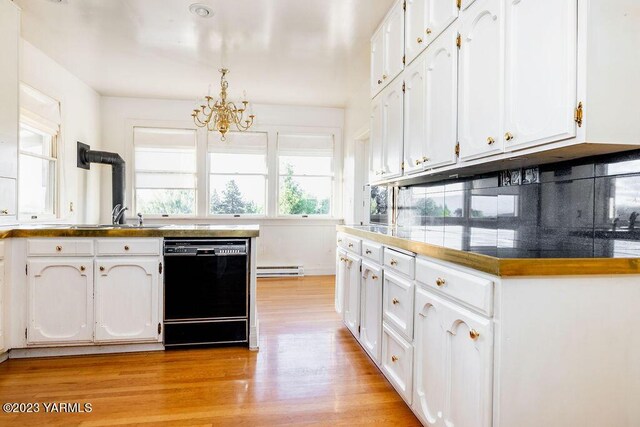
[77,142,126,224]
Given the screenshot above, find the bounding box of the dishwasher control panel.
[164,239,248,256]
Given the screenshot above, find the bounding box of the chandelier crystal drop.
[192,68,255,141]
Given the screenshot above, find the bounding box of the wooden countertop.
[337,225,640,277]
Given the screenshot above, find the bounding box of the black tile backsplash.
[395,150,640,254]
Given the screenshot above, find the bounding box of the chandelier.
[192,68,255,141]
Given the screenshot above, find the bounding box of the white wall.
[20,40,102,223]
[100,96,345,275]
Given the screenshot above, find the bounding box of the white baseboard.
[249,320,259,350]
[299,268,335,276]
[9,343,164,359]
[0,352,8,364]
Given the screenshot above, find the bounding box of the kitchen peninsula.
[0,224,259,361]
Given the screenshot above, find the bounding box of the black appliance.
[163,239,249,347]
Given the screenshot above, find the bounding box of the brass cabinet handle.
[469,329,480,340]
[487,137,495,145]
[0,209,8,215]
[436,277,446,287]
[391,355,399,363]
[392,298,400,305]
[378,79,383,85]
[365,249,372,254]
[371,275,379,280]
[99,266,105,272]
[390,259,398,266]
[426,28,432,34]
[505,132,514,141]
[80,266,86,272]
[56,245,62,252]
[415,159,422,165]
[417,37,423,43]
[422,156,429,163]
[124,245,130,251]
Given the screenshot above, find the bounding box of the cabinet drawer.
[27,239,94,256]
[96,239,161,256]
[416,257,494,316]
[384,247,415,279]
[383,271,415,341]
[362,240,383,264]
[337,233,361,254]
[382,323,413,405]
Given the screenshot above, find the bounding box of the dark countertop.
[0,224,260,239]
[337,225,640,276]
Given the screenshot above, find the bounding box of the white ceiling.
[15,0,393,107]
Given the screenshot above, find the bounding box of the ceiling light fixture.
[189,3,214,18]
[192,69,255,141]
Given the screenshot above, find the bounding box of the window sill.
[127,216,344,226]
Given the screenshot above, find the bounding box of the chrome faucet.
[137,212,144,227]
[111,204,128,225]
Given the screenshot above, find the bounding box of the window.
[208,132,267,215]
[18,84,61,219]
[134,127,197,216]
[277,134,334,216]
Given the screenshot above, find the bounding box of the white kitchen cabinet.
[335,249,347,314]
[94,258,161,343]
[371,0,405,97]
[383,270,415,340]
[414,286,493,427]
[343,253,361,338]
[0,177,16,220]
[382,77,404,178]
[0,252,4,353]
[503,0,577,151]
[382,323,414,404]
[458,0,504,161]
[405,0,459,65]
[403,53,427,175]
[359,260,383,364]
[0,0,19,180]
[370,95,384,179]
[371,27,386,97]
[27,259,94,345]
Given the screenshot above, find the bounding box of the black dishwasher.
[163,239,249,347]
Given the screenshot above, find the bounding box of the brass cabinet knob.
[0,209,8,215]
[337,239,342,243]
[469,329,480,340]
[365,249,372,254]
[80,266,86,272]
[99,266,105,272]
[390,259,398,266]
[391,355,399,363]
[348,243,353,248]
[421,156,429,163]
[371,275,379,280]
[124,245,130,251]
[426,28,432,34]
[417,37,423,43]
[505,132,514,141]
[56,245,62,252]
[382,74,388,80]
[436,277,446,287]
[487,137,495,145]
[415,159,422,165]
[392,298,400,305]
[378,79,383,85]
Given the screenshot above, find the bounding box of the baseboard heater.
[257,265,304,278]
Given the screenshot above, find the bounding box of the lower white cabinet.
[0,255,5,353]
[343,253,362,338]
[94,258,161,343]
[414,286,493,427]
[359,260,383,364]
[335,249,347,314]
[27,258,94,345]
[382,323,414,404]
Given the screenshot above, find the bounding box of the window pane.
[136,189,196,215]
[19,155,55,215]
[136,172,195,189]
[209,175,265,215]
[20,124,53,157]
[279,156,332,176]
[210,153,267,174]
[135,148,196,173]
[279,176,331,215]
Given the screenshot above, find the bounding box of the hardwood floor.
[0,276,420,426]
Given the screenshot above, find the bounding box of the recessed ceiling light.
[189,3,214,18]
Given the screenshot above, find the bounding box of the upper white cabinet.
[371,0,405,98]
[27,259,94,345]
[0,177,16,219]
[503,0,578,150]
[382,77,405,178]
[403,54,427,175]
[0,0,19,180]
[457,0,504,161]
[343,253,362,338]
[369,96,384,179]
[359,261,383,364]
[94,258,161,343]
[405,0,460,65]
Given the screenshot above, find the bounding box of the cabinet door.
[94,258,160,343]
[343,254,361,337]
[425,0,459,46]
[443,297,493,427]
[359,261,383,364]
[405,0,427,65]
[370,96,384,179]
[424,25,459,169]
[413,287,447,427]
[0,1,18,179]
[371,27,385,97]
[384,0,405,84]
[403,54,427,175]
[458,0,503,161]
[504,0,577,150]
[335,250,347,314]
[382,78,404,178]
[27,259,94,344]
